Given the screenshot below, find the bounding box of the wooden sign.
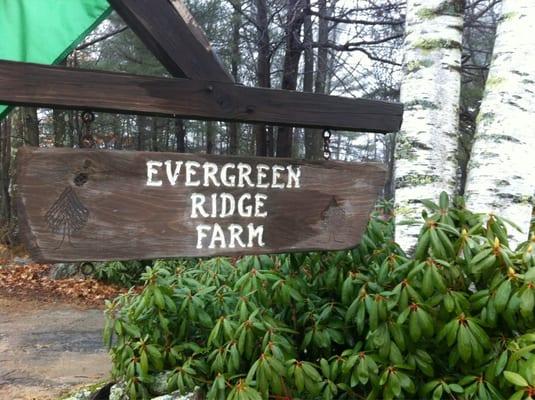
[15,148,386,262]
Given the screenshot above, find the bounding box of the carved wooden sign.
[16,148,386,262]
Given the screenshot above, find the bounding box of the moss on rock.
[405,59,435,73]
[396,173,440,189]
[416,1,462,19]
[485,76,505,89]
[414,39,461,51]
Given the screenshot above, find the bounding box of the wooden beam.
[109,0,234,82]
[0,60,403,133]
[16,148,386,262]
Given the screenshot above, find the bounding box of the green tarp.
[0,0,111,119]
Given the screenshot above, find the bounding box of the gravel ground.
[0,297,111,400]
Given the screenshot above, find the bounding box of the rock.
[109,382,127,400]
[13,256,31,265]
[61,389,93,400]
[59,382,114,400]
[49,263,79,279]
[109,380,198,400]
[149,371,173,396]
[89,382,114,400]
[151,390,199,400]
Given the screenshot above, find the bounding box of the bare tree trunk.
[305,0,330,160]
[315,0,329,96]
[303,0,316,159]
[254,123,268,156]
[266,126,274,157]
[228,123,239,154]
[164,122,170,151]
[394,0,463,252]
[112,114,121,149]
[175,118,186,153]
[151,118,159,152]
[126,117,133,150]
[324,4,338,96]
[74,112,82,147]
[0,118,11,243]
[53,60,68,148]
[276,0,305,158]
[254,0,271,156]
[22,107,39,147]
[228,0,242,155]
[137,115,147,151]
[53,109,66,147]
[384,133,396,200]
[206,121,215,154]
[465,0,535,246]
[65,110,78,148]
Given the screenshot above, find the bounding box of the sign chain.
[80,111,96,149]
[78,111,97,274]
[323,129,332,160]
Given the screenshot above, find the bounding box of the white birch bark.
[395,0,463,252]
[465,0,535,248]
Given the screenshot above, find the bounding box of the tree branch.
[311,33,404,51]
[76,26,129,51]
[306,8,405,26]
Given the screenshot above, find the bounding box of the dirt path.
[0,297,111,400]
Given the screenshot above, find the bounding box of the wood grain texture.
[16,148,386,262]
[0,60,403,133]
[108,0,233,82]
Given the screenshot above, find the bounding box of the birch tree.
[395,0,463,252]
[465,0,535,247]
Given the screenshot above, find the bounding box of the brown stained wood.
[0,60,403,133]
[16,147,386,262]
[109,0,234,82]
